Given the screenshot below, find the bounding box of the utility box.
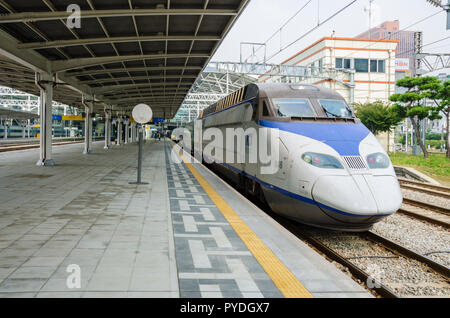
[412,145,422,156]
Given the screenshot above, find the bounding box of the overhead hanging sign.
[152,117,164,123]
[62,115,84,121]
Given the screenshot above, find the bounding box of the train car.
[0,125,66,138]
[180,83,402,231]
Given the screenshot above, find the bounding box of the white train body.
[183,83,402,231]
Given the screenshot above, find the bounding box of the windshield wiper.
[322,107,342,118]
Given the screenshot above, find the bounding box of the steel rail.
[399,178,450,194]
[402,198,450,216]
[397,208,450,229]
[401,184,450,199]
[364,232,450,279]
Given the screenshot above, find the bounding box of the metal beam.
[66,66,202,77]
[51,53,209,72]
[18,35,221,50]
[0,29,49,73]
[95,82,194,94]
[80,75,197,85]
[104,91,189,99]
[0,9,238,23]
[111,95,187,102]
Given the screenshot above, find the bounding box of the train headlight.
[366,153,390,169]
[301,152,344,169]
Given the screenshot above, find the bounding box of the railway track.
[401,198,450,216]
[277,218,450,298]
[399,179,450,199]
[397,207,450,229]
[0,139,102,153]
[397,179,450,228]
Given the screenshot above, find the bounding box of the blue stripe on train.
[258,120,371,156]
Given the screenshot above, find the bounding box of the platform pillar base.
[36,159,55,166]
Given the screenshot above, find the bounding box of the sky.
[211,0,450,64]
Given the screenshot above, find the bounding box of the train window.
[262,101,270,117]
[319,100,354,118]
[272,99,315,118]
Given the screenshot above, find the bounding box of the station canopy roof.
[0,107,39,120]
[0,0,249,118]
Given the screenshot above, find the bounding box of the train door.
[243,101,259,179]
[255,98,289,188]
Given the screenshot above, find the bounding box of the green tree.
[436,81,450,158]
[354,101,403,136]
[389,77,442,158]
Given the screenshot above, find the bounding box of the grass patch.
[389,153,450,186]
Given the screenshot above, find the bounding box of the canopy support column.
[82,96,93,154]
[104,110,111,149]
[124,119,129,144]
[36,73,55,166]
[116,116,122,146]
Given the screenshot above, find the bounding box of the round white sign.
[132,104,153,124]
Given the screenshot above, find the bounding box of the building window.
[344,59,351,69]
[355,59,369,73]
[336,58,352,69]
[369,59,386,73]
[336,58,386,73]
[370,60,378,72]
[378,60,385,73]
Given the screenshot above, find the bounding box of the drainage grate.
[342,156,367,170]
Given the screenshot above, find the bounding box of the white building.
[259,37,399,150]
[260,37,398,104]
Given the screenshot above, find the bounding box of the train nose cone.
[312,175,379,217]
[362,175,403,213]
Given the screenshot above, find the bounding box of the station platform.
[0,140,371,298]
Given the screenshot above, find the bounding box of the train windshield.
[319,100,354,118]
[272,99,315,118]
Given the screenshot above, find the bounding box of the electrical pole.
[426,0,450,29]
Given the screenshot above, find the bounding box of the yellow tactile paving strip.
[171,143,313,298]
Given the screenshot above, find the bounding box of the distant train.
[0,125,68,138]
[180,83,403,232]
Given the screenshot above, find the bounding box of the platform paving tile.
[0,141,180,297]
[164,144,282,299]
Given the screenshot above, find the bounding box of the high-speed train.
[180,83,402,231]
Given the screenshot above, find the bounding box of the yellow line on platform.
[171,143,313,298]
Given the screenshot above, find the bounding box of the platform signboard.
[152,117,164,123]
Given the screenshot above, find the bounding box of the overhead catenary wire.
[335,9,445,62]
[265,0,359,63]
[251,0,315,60]
[395,35,450,56]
